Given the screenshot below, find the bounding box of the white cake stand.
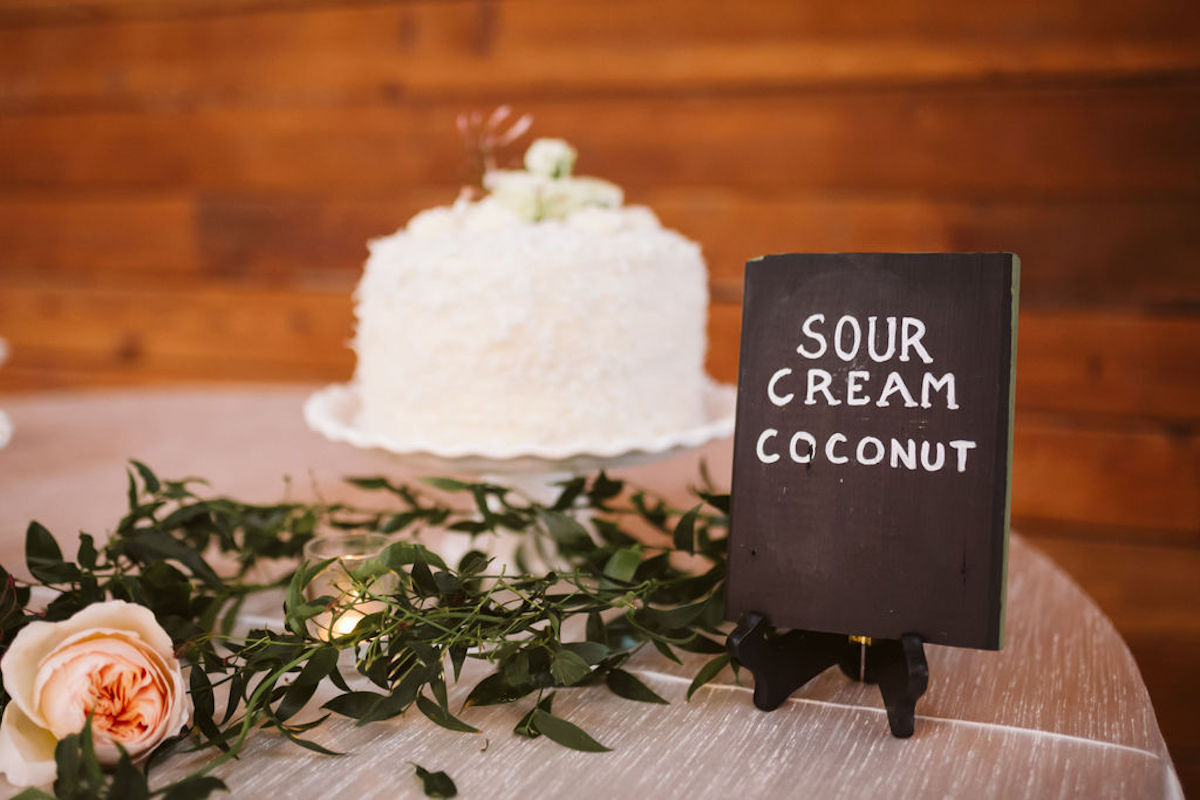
[303,381,737,570]
[303,381,736,492]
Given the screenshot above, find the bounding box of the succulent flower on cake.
[483,138,624,221]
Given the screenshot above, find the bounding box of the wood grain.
[2,0,1198,38]
[4,281,1197,421]
[3,88,1199,198]
[6,191,1198,309]
[709,304,1200,422]
[3,0,1200,111]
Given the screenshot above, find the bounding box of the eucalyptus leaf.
[345,476,391,490]
[687,653,731,701]
[530,709,611,752]
[605,669,669,704]
[602,547,641,583]
[513,693,555,738]
[8,460,735,798]
[673,505,700,555]
[561,641,608,665]
[160,776,228,800]
[25,522,69,585]
[130,459,162,494]
[421,477,473,492]
[538,510,593,549]
[276,647,338,722]
[550,649,591,686]
[416,694,480,733]
[412,764,458,799]
[323,690,389,720]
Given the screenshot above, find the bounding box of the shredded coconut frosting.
[351,140,710,450]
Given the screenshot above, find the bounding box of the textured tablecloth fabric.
[0,387,1183,799]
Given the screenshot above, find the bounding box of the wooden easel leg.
[870,634,929,738]
[727,616,929,737]
[726,612,848,711]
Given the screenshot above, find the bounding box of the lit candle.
[302,532,395,641]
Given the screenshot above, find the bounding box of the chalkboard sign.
[725,253,1018,650]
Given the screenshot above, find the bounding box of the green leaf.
[631,492,668,529]
[513,693,554,738]
[672,505,700,555]
[687,653,730,701]
[674,634,727,655]
[501,651,530,687]
[130,460,161,494]
[277,647,339,722]
[76,533,98,570]
[355,670,427,725]
[323,690,388,719]
[421,477,473,492]
[160,776,228,800]
[530,708,611,752]
[416,694,479,733]
[602,547,641,583]
[651,638,682,664]
[449,641,468,681]
[381,512,421,533]
[642,599,709,631]
[123,531,224,588]
[463,672,534,707]
[561,641,608,665]
[285,557,334,636]
[585,611,606,644]
[591,518,636,547]
[698,491,731,515]
[551,476,586,511]
[587,472,624,505]
[537,510,592,549]
[25,522,72,585]
[345,476,391,490]
[409,553,439,596]
[549,649,590,686]
[605,669,669,704]
[412,764,457,799]
[457,550,489,576]
[109,747,150,800]
[188,665,228,751]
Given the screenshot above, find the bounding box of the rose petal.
[0,600,191,782]
[2,600,175,728]
[36,638,166,745]
[0,703,56,788]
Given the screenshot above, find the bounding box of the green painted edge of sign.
[998,253,1021,648]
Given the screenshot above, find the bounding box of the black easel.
[726,612,929,738]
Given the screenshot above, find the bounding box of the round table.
[0,387,1183,799]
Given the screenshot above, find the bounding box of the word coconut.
[754,313,977,472]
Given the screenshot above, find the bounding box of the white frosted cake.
[352,139,710,451]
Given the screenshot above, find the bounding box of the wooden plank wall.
[0,0,1197,785]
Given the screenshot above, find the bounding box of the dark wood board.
[725,253,1018,650]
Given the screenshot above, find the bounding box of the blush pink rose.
[0,600,191,787]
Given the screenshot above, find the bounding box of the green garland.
[0,462,732,799]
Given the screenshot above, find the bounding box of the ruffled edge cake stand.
[303,380,737,482]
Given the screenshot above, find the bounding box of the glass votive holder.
[302,531,396,640]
